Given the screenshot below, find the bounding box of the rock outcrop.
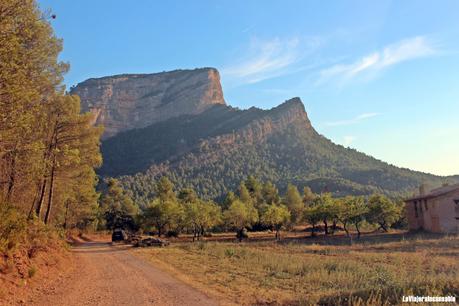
[71,68,225,138]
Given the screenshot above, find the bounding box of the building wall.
[406,201,421,230]
[405,190,459,233]
[436,190,459,233]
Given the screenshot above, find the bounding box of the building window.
[424,200,428,211]
[414,201,418,218]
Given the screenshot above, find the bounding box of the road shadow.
[71,240,134,254]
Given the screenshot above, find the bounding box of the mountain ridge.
[73,68,457,205]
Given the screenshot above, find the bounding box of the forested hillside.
[99,96,454,207]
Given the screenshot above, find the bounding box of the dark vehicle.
[111,229,128,243]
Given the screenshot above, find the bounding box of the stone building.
[404,184,459,233]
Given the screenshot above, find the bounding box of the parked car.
[111,229,128,243]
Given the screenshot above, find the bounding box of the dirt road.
[32,241,218,306]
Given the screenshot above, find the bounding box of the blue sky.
[39,0,459,176]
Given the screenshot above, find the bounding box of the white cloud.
[343,136,356,147]
[222,37,321,85]
[317,36,438,85]
[325,112,380,127]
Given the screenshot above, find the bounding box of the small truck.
[111,229,128,243]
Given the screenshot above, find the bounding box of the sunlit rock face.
[71,68,225,139]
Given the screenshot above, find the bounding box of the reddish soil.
[0,242,75,305]
[28,238,218,306]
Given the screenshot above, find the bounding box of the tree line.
[1,0,102,254]
[100,175,405,241]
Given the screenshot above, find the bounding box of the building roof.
[405,183,459,202]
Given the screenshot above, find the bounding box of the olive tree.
[261,204,291,240]
[224,199,258,241]
[366,194,402,232]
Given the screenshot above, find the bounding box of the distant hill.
[73,68,457,207]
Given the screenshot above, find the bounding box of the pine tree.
[1,0,102,230]
[302,186,316,204]
[99,178,138,230]
[155,177,176,202]
[238,182,252,205]
[0,0,68,209]
[283,183,304,224]
[262,181,280,205]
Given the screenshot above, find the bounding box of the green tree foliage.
[262,181,281,205]
[311,193,337,235]
[155,176,176,202]
[336,196,368,238]
[99,179,138,230]
[245,176,264,206]
[177,188,198,204]
[0,1,68,210]
[366,194,403,232]
[283,183,304,224]
[143,198,184,237]
[34,95,102,225]
[238,182,252,205]
[0,0,102,233]
[224,200,258,241]
[142,178,184,237]
[303,205,322,237]
[184,200,222,241]
[0,204,27,254]
[261,204,290,240]
[302,186,316,205]
[222,191,237,210]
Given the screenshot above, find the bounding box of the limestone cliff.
[71,68,225,138]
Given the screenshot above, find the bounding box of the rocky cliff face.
[71,68,225,138]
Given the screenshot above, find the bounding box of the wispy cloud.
[325,112,380,127]
[222,37,321,85]
[317,36,438,85]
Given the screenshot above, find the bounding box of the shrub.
[0,204,27,254]
[224,248,236,258]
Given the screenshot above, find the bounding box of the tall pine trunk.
[44,161,56,224]
[35,178,47,218]
[28,180,43,219]
[5,152,16,202]
[35,122,57,220]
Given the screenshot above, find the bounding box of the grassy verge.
[134,232,459,305]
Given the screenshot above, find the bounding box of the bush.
[224,248,235,258]
[0,204,27,254]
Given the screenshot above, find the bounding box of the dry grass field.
[134,232,459,305]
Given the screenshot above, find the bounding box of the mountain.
[70,68,225,138]
[73,68,457,206]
